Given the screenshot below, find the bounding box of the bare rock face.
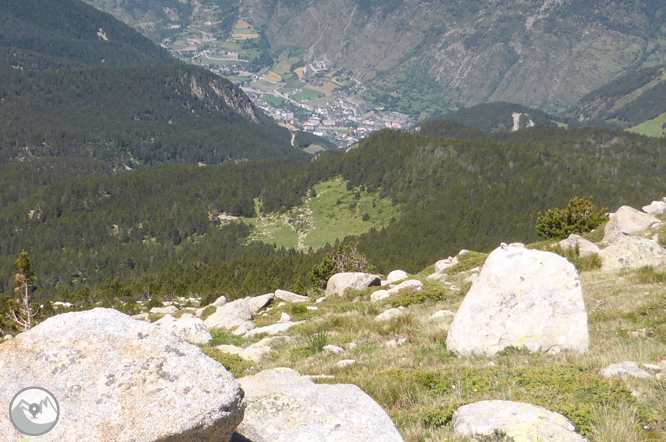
[453,400,586,441]
[599,236,666,271]
[0,308,245,442]
[447,244,589,356]
[558,234,600,257]
[325,272,381,297]
[603,206,659,243]
[236,368,404,442]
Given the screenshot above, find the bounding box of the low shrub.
[536,197,607,240]
[201,348,252,377]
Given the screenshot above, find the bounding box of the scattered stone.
[215,344,244,355]
[385,337,408,348]
[204,298,252,330]
[452,400,585,441]
[604,205,659,243]
[347,343,358,350]
[370,289,391,302]
[150,305,178,315]
[336,359,357,368]
[459,249,469,255]
[375,308,405,322]
[599,236,666,271]
[600,361,653,379]
[325,272,381,297]
[236,368,402,442]
[3,335,12,340]
[232,320,255,336]
[248,293,274,314]
[426,272,447,281]
[323,344,345,355]
[387,279,424,295]
[643,363,663,371]
[315,297,325,303]
[238,337,297,363]
[278,302,286,307]
[244,321,306,338]
[0,308,245,442]
[275,289,309,303]
[435,256,459,273]
[430,310,455,320]
[558,234,601,257]
[642,199,666,216]
[447,244,589,356]
[131,312,150,321]
[210,295,228,307]
[307,306,319,311]
[159,316,212,345]
[386,270,409,283]
[278,312,291,323]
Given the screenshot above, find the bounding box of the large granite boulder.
[204,298,252,330]
[247,293,274,314]
[452,400,585,441]
[159,316,213,344]
[643,198,666,217]
[447,244,589,356]
[599,236,666,271]
[274,289,309,303]
[603,205,659,243]
[236,368,403,442]
[386,270,409,283]
[0,308,244,442]
[558,234,600,257]
[325,272,381,297]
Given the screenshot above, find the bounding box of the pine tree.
[11,251,39,331]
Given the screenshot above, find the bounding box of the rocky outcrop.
[642,198,666,217]
[435,257,459,273]
[599,236,666,271]
[386,270,408,283]
[236,368,404,442]
[0,308,244,442]
[447,244,589,356]
[558,234,600,257]
[603,205,659,243]
[275,289,309,303]
[452,400,585,441]
[204,298,252,330]
[326,272,381,297]
[247,293,274,313]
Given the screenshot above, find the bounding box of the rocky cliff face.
[241,0,666,116]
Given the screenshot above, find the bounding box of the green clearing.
[303,144,327,154]
[627,112,666,137]
[262,94,285,107]
[243,177,401,250]
[293,87,325,102]
[250,79,280,92]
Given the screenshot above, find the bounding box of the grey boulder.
[326,272,381,297]
[558,234,600,257]
[599,236,666,271]
[204,298,252,330]
[447,244,589,356]
[600,361,653,379]
[642,199,666,217]
[275,289,309,303]
[452,400,585,441]
[386,270,409,283]
[247,293,275,313]
[159,316,213,344]
[0,308,244,442]
[236,368,403,442]
[603,205,659,243]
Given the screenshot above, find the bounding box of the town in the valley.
[162,18,412,149]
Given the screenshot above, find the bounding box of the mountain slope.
[0,0,176,69]
[0,63,304,166]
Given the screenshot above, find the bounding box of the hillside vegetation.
[0,0,176,70]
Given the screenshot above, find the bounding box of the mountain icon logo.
[9,387,60,436]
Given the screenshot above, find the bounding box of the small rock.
[387,279,424,295]
[215,344,244,355]
[275,289,309,303]
[386,270,409,283]
[131,312,150,322]
[232,321,255,336]
[159,316,212,345]
[3,335,12,341]
[600,361,653,379]
[435,257,459,273]
[642,199,666,217]
[204,298,252,331]
[244,321,306,338]
[210,295,227,307]
[452,400,585,441]
[643,363,663,371]
[278,302,286,307]
[278,313,291,323]
[323,345,345,355]
[375,308,405,322]
[558,234,601,257]
[370,289,391,302]
[307,306,318,311]
[459,249,469,255]
[149,305,178,315]
[315,297,325,303]
[430,310,455,320]
[248,293,275,314]
[385,337,408,348]
[427,272,447,281]
[336,359,357,368]
[347,343,358,350]
[154,314,176,325]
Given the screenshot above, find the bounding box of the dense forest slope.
[0,0,176,70]
[0,63,303,166]
[5,127,666,302]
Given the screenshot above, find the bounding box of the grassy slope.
[199,243,666,441]
[628,112,666,137]
[243,177,401,250]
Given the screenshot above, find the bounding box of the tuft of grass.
[207,330,249,347]
[201,305,217,321]
[201,348,253,377]
[444,252,488,276]
[633,266,666,284]
[550,245,603,271]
